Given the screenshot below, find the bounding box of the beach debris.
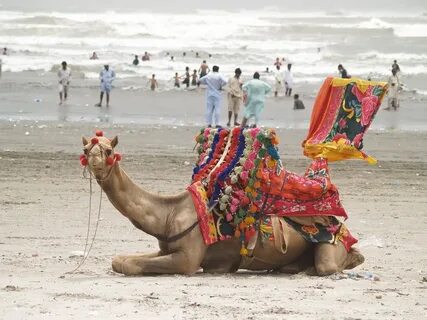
[345,271,380,281]
[2,285,21,292]
[184,161,190,166]
[25,131,30,136]
[34,98,42,103]
[37,124,47,129]
[69,250,85,258]
[358,235,384,248]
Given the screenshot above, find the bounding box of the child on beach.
[174,72,180,88]
[149,74,158,91]
[293,94,305,110]
[182,67,190,88]
[191,69,198,86]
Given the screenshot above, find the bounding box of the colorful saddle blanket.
[188,77,387,254]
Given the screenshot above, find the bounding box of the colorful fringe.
[188,127,351,252]
[303,77,388,164]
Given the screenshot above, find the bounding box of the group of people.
[198,65,303,129]
[199,66,270,128]
[273,63,294,97]
[132,52,151,65]
[57,61,115,107]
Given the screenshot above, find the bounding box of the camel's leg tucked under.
[314,242,364,276]
[112,252,162,274]
[114,251,202,275]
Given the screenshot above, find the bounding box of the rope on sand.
[65,170,102,274]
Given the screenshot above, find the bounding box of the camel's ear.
[111,136,118,148]
[82,136,89,146]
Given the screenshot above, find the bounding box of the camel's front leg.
[314,242,365,276]
[119,251,201,275]
[112,252,162,274]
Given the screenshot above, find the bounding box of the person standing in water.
[226,68,243,127]
[57,61,71,105]
[284,63,294,97]
[132,55,139,66]
[198,60,210,78]
[191,69,198,86]
[241,72,271,128]
[199,65,228,128]
[182,66,190,88]
[173,72,180,88]
[95,64,115,107]
[149,74,158,91]
[392,60,401,75]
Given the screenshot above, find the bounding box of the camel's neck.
[98,164,170,238]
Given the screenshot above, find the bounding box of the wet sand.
[1,71,427,131]
[0,120,426,319]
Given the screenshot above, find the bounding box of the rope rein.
[66,170,103,274]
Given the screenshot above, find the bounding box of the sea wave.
[0,9,426,91]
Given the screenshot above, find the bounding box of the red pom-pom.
[114,153,122,161]
[106,157,114,166]
[80,154,86,160]
[80,156,88,166]
[95,130,103,137]
[245,227,256,240]
[91,137,99,145]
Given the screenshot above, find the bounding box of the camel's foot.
[111,252,162,275]
[111,251,202,276]
[343,248,365,270]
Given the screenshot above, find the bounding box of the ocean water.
[1,10,427,93]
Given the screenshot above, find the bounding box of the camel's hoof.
[345,248,365,270]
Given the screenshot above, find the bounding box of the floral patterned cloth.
[303,77,388,164]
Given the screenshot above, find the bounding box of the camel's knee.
[316,262,338,276]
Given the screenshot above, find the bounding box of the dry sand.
[0,121,426,319]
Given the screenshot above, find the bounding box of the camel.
[81,133,364,276]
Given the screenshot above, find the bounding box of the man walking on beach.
[226,68,243,127]
[385,68,401,111]
[95,64,115,107]
[57,61,71,105]
[284,64,293,97]
[241,72,271,128]
[199,65,227,128]
[274,65,283,97]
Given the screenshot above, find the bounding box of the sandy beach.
[0,112,426,319]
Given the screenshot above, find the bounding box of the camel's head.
[81,130,121,180]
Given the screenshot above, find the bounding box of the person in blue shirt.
[95,65,115,107]
[241,72,271,128]
[198,65,228,128]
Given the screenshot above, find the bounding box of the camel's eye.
[106,149,112,156]
[83,149,88,155]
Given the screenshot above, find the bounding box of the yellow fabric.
[304,139,377,164]
[331,77,388,93]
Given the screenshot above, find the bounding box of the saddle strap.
[272,216,291,254]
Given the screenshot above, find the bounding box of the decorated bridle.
[80,130,122,180]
